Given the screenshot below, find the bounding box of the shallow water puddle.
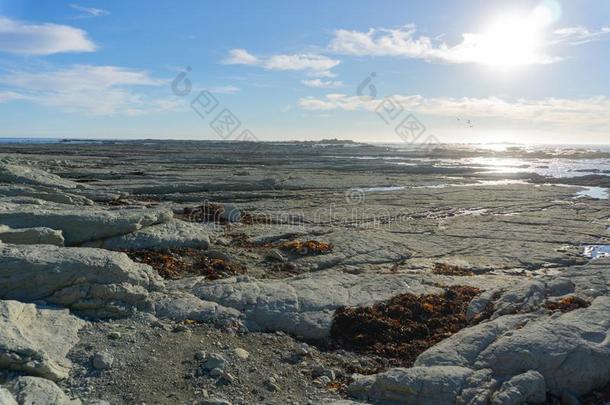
[353,186,406,192]
[575,187,609,200]
[583,245,610,260]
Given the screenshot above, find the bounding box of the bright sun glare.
[475,1,561,69]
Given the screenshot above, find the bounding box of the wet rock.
[0,244,162,317]
[0,300,84,381]
[0,225,64,246]
[92,352,114,370]
[83,220,210,250]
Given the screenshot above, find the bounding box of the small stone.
[316,376,331,386]
[295,343,309,356]
[92,352,114,370]
[107,331,121,340]
[266,249,286,262]
[199,399,231,405]
[209,368,223,377]
[233,348,249,360]
[221,372,235,384]
[195,350,207,360]
[265,382,280,392]
[313,365,335,380]
[173,324,189,332]
[203,353,228,371]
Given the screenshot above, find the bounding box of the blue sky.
[0,0,609,144]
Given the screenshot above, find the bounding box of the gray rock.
[92,352,114,370]
[199,399,231,405]
[9,376,80,405]
[0,300,84,381]
[490,370,546,405]
[0,225,64,246]
[203,354,228,371]
[0,204,173,245]
[0,387,17,405]
[0,163,79,190]
[83,220,210,250]
[348,366,474,405]
[0,244,163,317]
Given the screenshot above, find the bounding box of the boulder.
[8,376,81,405]
[348,366,474,404]
[0,225,64,246]
[0,300,84,381]
[0,244,163,317]
[83,220,209,250]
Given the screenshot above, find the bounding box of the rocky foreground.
[0,140,608,405]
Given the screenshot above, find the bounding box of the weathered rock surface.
[0,244,163,317]
[7,376,81,405]
[0,205,173,245]
[0,185,93,206]
[151,290,241,323]
[0,300,84,381]
[0,163,80,190]
[350,296,610,403]
[0,225,64,246]
[189,271,438,339]
[83,219,210,250]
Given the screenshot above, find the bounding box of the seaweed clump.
[545,296,590,313]
[431,263,474,276]
[124,248,244,280]
[330,286,481,366]
[279,240,333,255]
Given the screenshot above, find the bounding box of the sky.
[0,0,609,144]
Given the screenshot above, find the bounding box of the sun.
[473,1,561,69]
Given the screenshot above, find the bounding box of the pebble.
[195,350,207,360]
[107,331,121,340]
[295,343,309,356]
[92,352,114,370]
[313,365,335,380]
[199,399,231,405]
[233,348,249,360]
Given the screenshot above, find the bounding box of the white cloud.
[301,79,343,88]
[0,65,174,116]
[553,26,610,45]
[69,4,110,18]
[223,48,340,77]
[223,48,259,65]
[206,85,240,94]
[328,25,559,66]
[298,93,610,128]
[0,16,96,55]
